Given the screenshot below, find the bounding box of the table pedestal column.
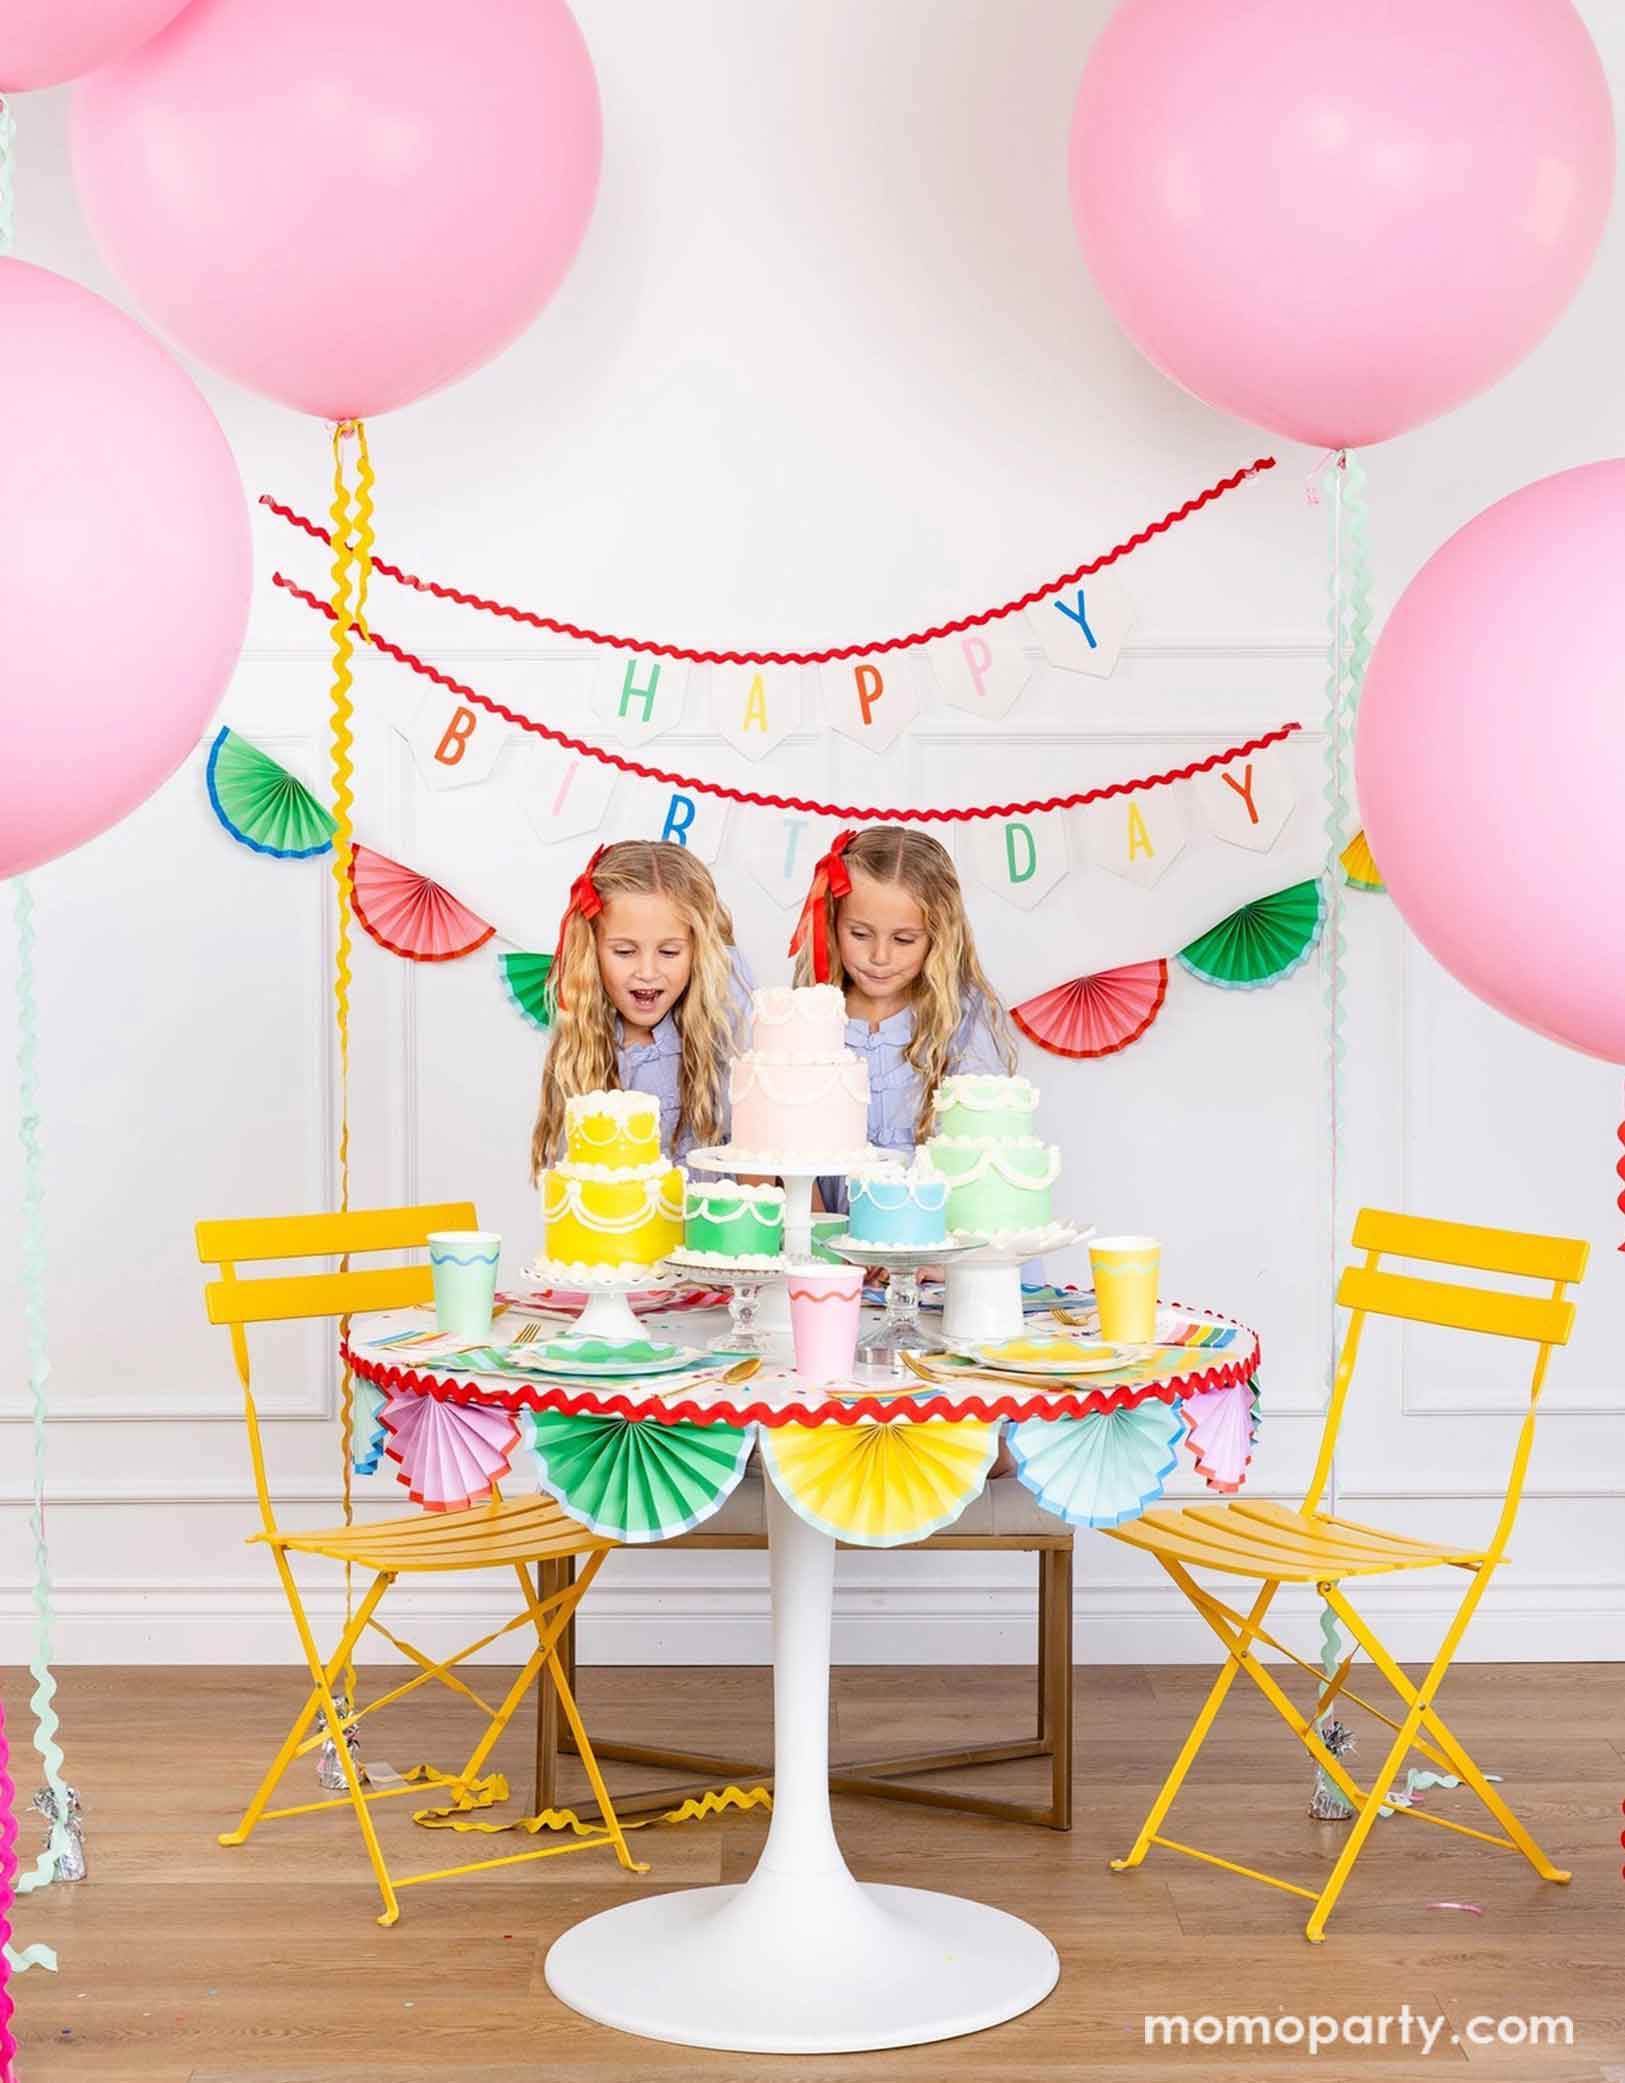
[543,1478,1059,2054]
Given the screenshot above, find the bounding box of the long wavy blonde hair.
[530,842,743,1179]
[793,825,1016,1138]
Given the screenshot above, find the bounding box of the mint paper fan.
[499,950,555,1030]
[350,844,495,963]
[529,1411,754,1543]
[206,727,335,858]
[1176,879,1326,992]
[1013,960,1168,1060]
[1008,1400,1184,1528]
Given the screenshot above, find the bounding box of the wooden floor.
[6,1660,1623,2082]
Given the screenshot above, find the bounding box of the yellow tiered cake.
[541,1091,683,1270]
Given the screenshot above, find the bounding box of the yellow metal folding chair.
[1106,1207,1587,1941]
[196,1202,645,1923]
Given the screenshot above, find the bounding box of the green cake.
[682,1179,787,1264]
[925,1073,1060,1238]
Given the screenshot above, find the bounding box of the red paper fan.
[1013,960,1168,1060]
[349,845,495,963]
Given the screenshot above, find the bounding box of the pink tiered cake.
[728,985,870,1159]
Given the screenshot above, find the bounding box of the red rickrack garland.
[342,1335,1261,1432]
[262,456,1276,665]
[273,571,1301,823]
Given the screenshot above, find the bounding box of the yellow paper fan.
[761,1419,997,1546]
[1340,828,1385,892]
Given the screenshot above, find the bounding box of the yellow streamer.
[410,1773,772,1837]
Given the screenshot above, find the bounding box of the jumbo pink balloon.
[1357,462,1625,1063]
[71,0,601,419]
[0,260,250,877]
[0,0,190,91]
[1069,0,1614,449]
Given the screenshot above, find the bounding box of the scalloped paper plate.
[206,727,335,859]
[952,1336,1131,1376]
[1176,878,1326,991]
[1009,1400,1185,1528]
[529,1410,754,1542]
[1012,960,1168,1060]
[350,843,496,962]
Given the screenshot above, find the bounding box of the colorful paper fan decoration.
[761,1418,997,1546]
[1179,1375,1260,1494]
[1176,878,1327,992]
[381,1391,519,1512]
[349,844,496,963]
[1340,828,1385,893]
[498,949,555,1031]
[528,1411,754,1543]
[1013,960,1168,1060]
[205,727,335,859]
[352,1380,388,1476]
[1008,1399,1185,1528]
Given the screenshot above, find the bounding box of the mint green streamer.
[1311,452,1371,1811]
[1311,1604,1354,1818]
[7,880,68,1974]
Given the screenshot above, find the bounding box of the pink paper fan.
[381,1391,519,1511]
[1013,960,1168,1060]
[1181,1378,1256,1494]
[349,845,495,963]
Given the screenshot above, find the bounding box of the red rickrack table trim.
[261,456,1276,666]
[342,1327,1261,1431]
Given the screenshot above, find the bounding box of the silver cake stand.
[822,1235,982,1379]
[519,1258,679,1345]
[939,1223,1095,1346]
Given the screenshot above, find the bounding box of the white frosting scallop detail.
[544,1174,685,1231]
[749,983,848,1058]
[932,1073,1039,1116]
[925,1140,1061,1190]
[565,1089,661,1128]
[731,1054,868,1106]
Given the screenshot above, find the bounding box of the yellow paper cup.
[1090,1235,1160,1345]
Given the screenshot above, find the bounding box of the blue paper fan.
[1008,1399,1185,1528]
[352,1380,387,1476]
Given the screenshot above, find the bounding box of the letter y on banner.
[1028,572,1134,678]
[1192,744,1297,851]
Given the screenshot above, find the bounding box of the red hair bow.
[787,829,858,984]
[551,844,608,1012]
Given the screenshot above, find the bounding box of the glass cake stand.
[822,1235,981,1379]
[660,1248,791,1355]
[519,1258,678,1344]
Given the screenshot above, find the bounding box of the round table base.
[544,1867,1059,2054]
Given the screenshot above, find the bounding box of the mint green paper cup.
[427,1230,501,1338]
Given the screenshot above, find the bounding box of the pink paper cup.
[787,1265,863,1384]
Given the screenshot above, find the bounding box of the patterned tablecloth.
[345,1295,1261,1546]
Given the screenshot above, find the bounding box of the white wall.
[2,0,1622,1665]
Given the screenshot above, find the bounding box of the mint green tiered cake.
[924,1074,1060,1238]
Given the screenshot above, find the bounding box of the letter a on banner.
[967,813,1070,912]
[712,663,802,761]
[1077,787,1187,887]
[822,653,921,754]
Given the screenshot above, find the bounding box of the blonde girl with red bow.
[529,840,752,1178]
[790,825,1016,1211]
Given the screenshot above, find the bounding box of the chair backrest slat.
[1336,1265,1575,1346]
[1349,1209,1588,1285]
[204,1264,435,1327]
[196,1203,477,1266]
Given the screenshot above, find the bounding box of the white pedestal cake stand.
[519,1259,677,1346]
[682,1142,880,1262]
[939,1223,1094,1346]
[543,1475,1059,2052]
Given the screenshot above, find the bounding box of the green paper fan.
[206,727,335,859]
[499,949,555,1030]
[1176,878,1327,992]
[529,1411,753,1543]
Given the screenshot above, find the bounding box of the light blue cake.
[846,1159,949,1248]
